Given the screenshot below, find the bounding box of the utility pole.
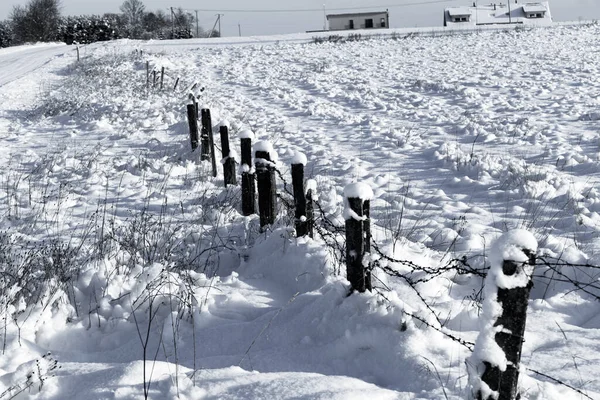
[217,14,223,37]
[195,10,199,37]
[208,14,224,38]
[170,7,174,38]
[238,23,241,37]
[508,0,512,24]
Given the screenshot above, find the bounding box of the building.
[444,2,552,27]
[326,11,390,31]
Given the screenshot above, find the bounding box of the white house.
[444,2,552,27]
[326,11,389,31]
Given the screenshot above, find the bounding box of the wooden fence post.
[471,230,538,400]
[200,108,217,178]
[291,152,312,237]
[240,130,255,216]
[153,70,157,88]
[160,66,165,90]
[305,180,316,238]
[255,141,277,229]
[219,123,236,186]
[146,61,150,89]
[186,102,199,150]
[344,183,373,293]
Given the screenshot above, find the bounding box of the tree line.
[0,0,219,48]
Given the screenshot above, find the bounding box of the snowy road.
[0,43,69,87]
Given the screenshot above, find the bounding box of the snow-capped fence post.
[255,141,277,229]
[200,108,217,178]
[186,102,199,150]
[240,130,256,216]
[468,229,538,400]
[344,183,373,293]
[291,153,313,238]
[219,124,236,186]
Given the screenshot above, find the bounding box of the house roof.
[326,11,388,19]
[445,1,552,26]
[447,7,472,17]
[522,3,547,13]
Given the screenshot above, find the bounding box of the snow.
[342,183,374,221]
[239,129,255,139]
[490,229,538,290]
[344,182,374,201]
[291,151,307,166]
[254,140,278,162]
[1,24,600,400]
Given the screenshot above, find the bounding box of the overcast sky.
[1,0,598,37]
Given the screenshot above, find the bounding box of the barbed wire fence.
[184,93,600,398]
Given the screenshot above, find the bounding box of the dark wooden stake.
[241,137,255,216]
[477,251,536,400]
[305,188,314,238]
[363,199,372,290]
[174,77,180,91]
[345,196,372,293]
[220,125,236,186]
[291,163,311,237]
[146,61,150,89]
[255,149,277,228]
[200,108,213,166]
[186,104,199,150]
[160,66,165,90]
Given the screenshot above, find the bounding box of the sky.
[0,0,598,37]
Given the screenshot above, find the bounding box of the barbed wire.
[374,287,475,351]
[526,368,594,400]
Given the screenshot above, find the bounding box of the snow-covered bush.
[59,15,120,45]
[0,20,13,48]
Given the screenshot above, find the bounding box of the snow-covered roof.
[445,1,552,26]
[522,3,548,13]
[448,7,472,17]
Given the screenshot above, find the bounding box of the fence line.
[182,98,596,400]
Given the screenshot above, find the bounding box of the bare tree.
[10,0,61,43]
[120,0,145,39]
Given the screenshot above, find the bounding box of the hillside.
[1,24,599,399]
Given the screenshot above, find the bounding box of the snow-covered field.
[1,24,600,399]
